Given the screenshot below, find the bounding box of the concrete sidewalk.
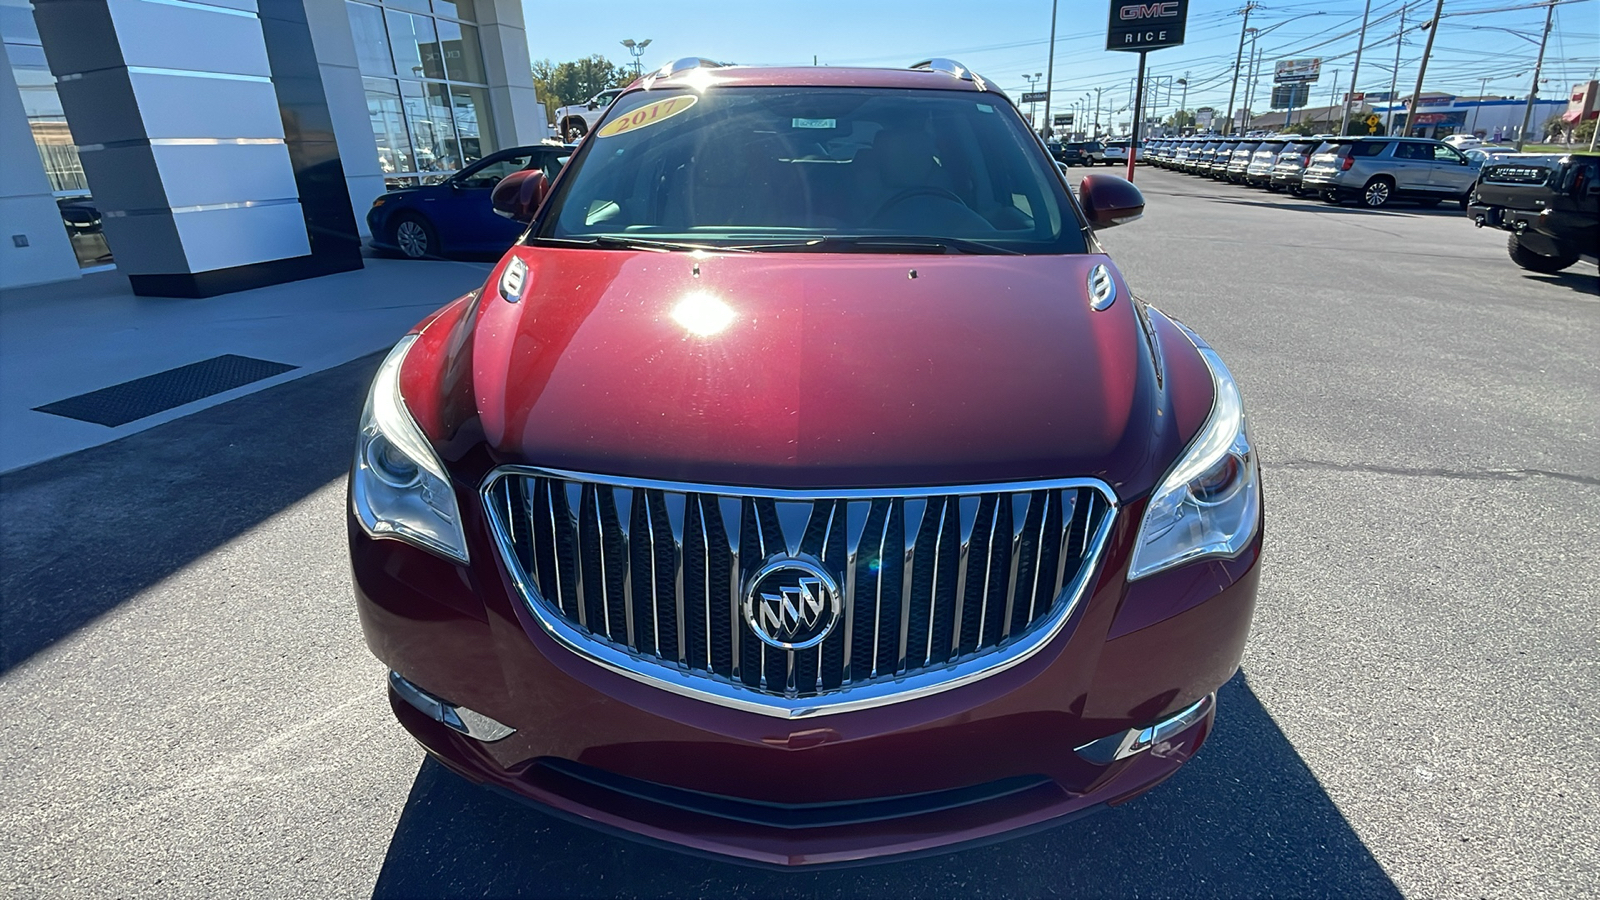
[0,257,493,474]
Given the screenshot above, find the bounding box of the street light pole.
[619,38,652,77]
[1041,0,1059,138]
[1470,75,1490,135]
[1339,0,1374,136]
[1023,72,1043,132]
[1177,76,1189,132]
[1225,2,1259,136]
[1515,0,1555,151]
[1401,0,1445,138]
[1094,86,1104,138]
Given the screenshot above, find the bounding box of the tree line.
[532,55,635,113]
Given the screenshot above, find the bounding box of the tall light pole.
[1023,72,1043,132]
[1177,76,1189,132]
[1515,0,1556,150]
[1241,30,1261,132]
[1339,0,1374,136]
[1225,2,1260,136]
[1042,0,1059,138]
[1385,3,1408,135]
[1400,0,1445,139]
[620,38,652,77]
[1093,86,1105,138]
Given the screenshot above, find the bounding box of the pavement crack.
[1265,458,1600,487]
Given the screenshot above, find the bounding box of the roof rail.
[640,57,728,90]
[909,58,990,92]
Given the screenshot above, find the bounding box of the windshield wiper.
[740,235,1024,255]
[529,235,754,253]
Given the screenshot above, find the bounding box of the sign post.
[1108,0,1190,181]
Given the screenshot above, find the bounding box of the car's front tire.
[561,117,588,142]
[1508,234,1579,273]
[392,213,438,260]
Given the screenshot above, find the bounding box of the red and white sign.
[1564,81,1598,123]
[1344,91,1366,109]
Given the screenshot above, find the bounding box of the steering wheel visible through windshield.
[534,86,1087,254]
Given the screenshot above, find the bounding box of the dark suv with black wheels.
[1469,152,1600,274]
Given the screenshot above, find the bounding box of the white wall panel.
[128,72,285,140]
[172,202,310,271]
[150,142,300,208]
[106,0,272,77]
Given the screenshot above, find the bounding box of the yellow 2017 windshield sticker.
[596,95,699,138]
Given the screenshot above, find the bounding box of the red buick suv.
[349,58,1262,867]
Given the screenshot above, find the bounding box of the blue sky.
[525,0,1599,123]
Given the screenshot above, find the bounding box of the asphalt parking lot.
[2,166,1596,899]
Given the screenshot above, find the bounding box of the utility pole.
[1385,2,1407,135]
[1401,0,1445,138]
[1042,0,1059,138]
[1339,0,1374,136]
[1241,35,1261,133]
[1094,86,1104,138]
[1515,0,1555,151]
[1225,2,1259,136]
[1128,50,1148,179]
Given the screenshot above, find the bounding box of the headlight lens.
[351,334,469,563]
[1127,345,1260,580]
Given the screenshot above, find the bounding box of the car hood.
[416,247,1203,498]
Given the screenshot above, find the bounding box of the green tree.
[531,55,634,114]
[1165,109,1196,129]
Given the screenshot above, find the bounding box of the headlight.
[1127,344,1260,580]
[351,334,469,563]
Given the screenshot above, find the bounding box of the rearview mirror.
[491,170,549,223]
[1078,174,1145,228]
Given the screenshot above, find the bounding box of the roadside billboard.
[1274,58,1322,84]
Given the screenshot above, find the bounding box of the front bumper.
[351,489,1261,866]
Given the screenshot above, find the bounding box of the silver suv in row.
[1301,137,1479,209]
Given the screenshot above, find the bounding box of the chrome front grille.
[482,468,1116,715]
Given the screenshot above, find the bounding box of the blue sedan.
[366,144,573,259]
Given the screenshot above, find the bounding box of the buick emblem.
[743,556,842,651]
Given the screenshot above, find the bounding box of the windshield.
[537,86,1086,254]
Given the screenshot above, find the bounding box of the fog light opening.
[1074,693,1214,766]
[389,671,516,742]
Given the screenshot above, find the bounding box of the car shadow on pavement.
[0,352,383,674]
[372,672,1400,899]
[1517,267,1600,296]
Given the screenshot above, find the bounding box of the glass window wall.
[347,0,496,190]
[2,0,112,269]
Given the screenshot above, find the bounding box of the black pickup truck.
[1468,152,1599,274]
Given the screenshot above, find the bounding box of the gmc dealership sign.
[1107,0,1188,52]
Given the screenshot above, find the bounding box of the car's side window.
[1432,145,1466,164]
[1392,143,1429,160]
[1353,141,1392,158]
[460,155,534,189]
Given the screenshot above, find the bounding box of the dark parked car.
[350,57,1262,866]
[1051,140,1092,166]
[1469,152,1599,273]
[366,144,572,259]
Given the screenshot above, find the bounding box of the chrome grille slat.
[486,470,1114,703]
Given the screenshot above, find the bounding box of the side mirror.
[490,170,549,223]
[1078,174,1145,228]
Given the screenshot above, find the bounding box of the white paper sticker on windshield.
[976,104,995,113]
[792,117,836,129]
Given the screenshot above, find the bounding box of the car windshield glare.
[538,87,1085,254]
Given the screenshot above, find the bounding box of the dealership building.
[1,0,549,294]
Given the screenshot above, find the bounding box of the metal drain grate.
[34,355,298,427]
